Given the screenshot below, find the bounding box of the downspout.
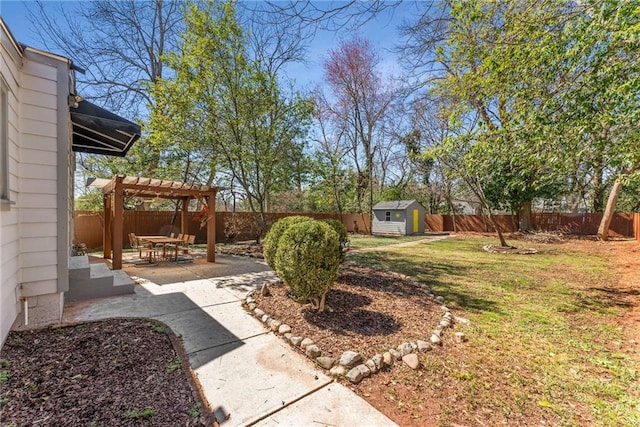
[22,298,28,326]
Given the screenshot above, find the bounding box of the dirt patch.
[0,318,212,426]
[606,240,640,362]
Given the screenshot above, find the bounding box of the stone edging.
[242,272,470,384]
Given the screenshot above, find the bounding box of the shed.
[372,200,426,235]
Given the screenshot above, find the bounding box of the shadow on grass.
[349,251,502,315]
[583,286,638,311]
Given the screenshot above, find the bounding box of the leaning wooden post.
[181,197,189,237]
[113,175,124,270]
[206,189,217,263]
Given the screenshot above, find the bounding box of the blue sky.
[0,0,415,91]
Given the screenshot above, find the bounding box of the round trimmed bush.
[321,219,349,262]
[274,220,340,311]
[262,216,313,269]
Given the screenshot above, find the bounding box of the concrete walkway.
[63,254,397,427]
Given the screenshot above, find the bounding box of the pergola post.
[181,197,189,236]
[206,189,217,263]
[103,193,112,260]
[113,175,124,270]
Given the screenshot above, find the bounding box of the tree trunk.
[318,291,327,312]
[486,210,508,247]
[444,191,457,232]
[597,178,624,241]
[518,201,534,232]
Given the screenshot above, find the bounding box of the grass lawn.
[349,235,639,426]
[347,234,432,250]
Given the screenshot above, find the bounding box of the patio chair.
[128,233,158,263]
[175,235,196,263]
[164,233,187,261]
[178,234,196,254]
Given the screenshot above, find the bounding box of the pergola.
[100,175,218,270]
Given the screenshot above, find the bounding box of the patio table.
[137,236,185,262]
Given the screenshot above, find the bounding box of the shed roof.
[372,200,422,210]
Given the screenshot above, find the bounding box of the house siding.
[13,48,64,323]
[1,23,22,344]
[1,21,70,345]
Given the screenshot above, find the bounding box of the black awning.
[70,100,141,157]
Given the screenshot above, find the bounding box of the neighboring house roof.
[372,200,423,210]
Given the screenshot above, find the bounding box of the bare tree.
[311,88,351,214]
[28,0,183,117]
[320,37,396,228]
[248,1,401,34]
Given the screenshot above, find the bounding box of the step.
[69,255,90,280]
[112,270,135,292]
[90,263,114,279]
[66,265,134,303]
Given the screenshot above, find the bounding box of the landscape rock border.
[243,273,470,384]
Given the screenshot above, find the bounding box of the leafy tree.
[403,0,584,243]
[558,0,640,239]
[151,1,313,239]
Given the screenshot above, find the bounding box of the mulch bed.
[252,263,445,359]
[216,242,264,259]
[0,319,212,426]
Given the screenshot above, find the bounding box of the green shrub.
[275,221,340,311]
[262,216,313,269]
[320,219,349,262]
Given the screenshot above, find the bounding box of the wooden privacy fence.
[425,212,637,237]
[74,210,371,250]
[75,210,638,250]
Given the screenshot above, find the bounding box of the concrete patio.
[64,253,397,426]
